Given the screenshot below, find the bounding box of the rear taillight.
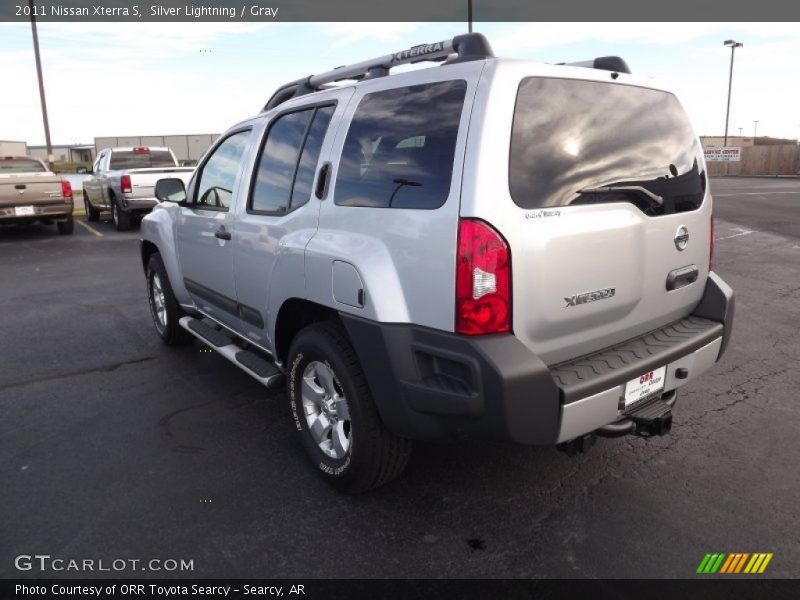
[455,218,511,335]
[709,213,715,272]
[121,174,132,194]
[60,179,72,200]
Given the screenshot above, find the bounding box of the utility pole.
[29,0,53,169]
[467,0,473,33]
[753,120,759,140]
[738,127,743,136]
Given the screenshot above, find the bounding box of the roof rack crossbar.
[262,32,493,112]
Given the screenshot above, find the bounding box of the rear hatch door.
[479,75,712,365]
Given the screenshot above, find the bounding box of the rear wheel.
[287,322,412,493]
[56,215,74,235]
[146,253,192,346]
[111,195,131,231]
[83,190,100,222]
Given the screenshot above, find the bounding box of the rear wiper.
[576,185,664,207]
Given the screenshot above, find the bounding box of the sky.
[1,21,799,145]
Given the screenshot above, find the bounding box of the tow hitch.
[558,391,677,456]
[598,390,677,438]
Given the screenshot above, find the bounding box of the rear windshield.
[0,158,46,173]
[109,150,175,170]
[510,78,706,214]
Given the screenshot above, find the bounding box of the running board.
[179,316,284,389]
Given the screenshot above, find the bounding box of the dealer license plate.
[14,205,35,216]
[624,366,666,406]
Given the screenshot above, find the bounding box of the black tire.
[287,322,412,493]
[146,253,192,346]
[83,190,100,222]
[57,215,74,235]
[111,195,131,231]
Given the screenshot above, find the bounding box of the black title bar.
[2,0,800,22]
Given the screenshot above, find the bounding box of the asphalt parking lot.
[2,177,799,579]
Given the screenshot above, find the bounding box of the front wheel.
[83,191,100,222]
[287,322,412,493]
[146,253,192,346]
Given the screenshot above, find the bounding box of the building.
[700,136,755,148]
[0,140,28,156]
[700,136,796,148]
[94,134,220,164]
[28,144,95,163]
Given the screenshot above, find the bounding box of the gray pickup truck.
[82,146,194,231]
[140,33,734,493]
[0,156,73,234]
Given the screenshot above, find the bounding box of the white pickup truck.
[82,146,194,231]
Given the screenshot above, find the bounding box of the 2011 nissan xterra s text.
[140,34,734,493]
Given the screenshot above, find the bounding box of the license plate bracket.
[14,205,35,216]
[624,366,666,407]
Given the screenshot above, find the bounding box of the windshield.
[0,158,46,173]
[509,78,706,214]
[109,150,176,170]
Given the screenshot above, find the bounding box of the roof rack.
[562,56,631,74]
[262,32,494,112]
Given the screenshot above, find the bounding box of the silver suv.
[141,33,734,493]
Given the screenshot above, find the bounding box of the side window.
[250,104,335,214]
[194,130,251,210]
[334,80,467,209]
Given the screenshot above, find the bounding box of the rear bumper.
[341,272,734,445]
[0,201,73,221]
[120,196,158,212]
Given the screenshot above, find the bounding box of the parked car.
[83,146,194,231]
[0,156,73,234]
[140,33,734,493]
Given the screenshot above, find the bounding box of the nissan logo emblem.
[674,225,689,251]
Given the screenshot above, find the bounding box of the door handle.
[666,265,698,291]
[315,162,331,200]
[214,227,232,241]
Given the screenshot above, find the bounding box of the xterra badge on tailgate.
[564,288,616,308]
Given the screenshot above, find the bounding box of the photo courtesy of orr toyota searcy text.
[14,585,298,597]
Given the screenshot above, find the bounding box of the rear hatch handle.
[577,185,664,207]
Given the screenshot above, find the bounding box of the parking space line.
[717,227,755,241]
[76,220,104,237]
[714,192,799,196]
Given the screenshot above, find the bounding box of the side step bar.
[179,316,284,389]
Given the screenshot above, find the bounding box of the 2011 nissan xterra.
[139,33,734,493]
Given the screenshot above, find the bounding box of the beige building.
[700,136,755,148]
[0,140,28,155]
[27,144,95,163]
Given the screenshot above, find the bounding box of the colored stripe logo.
[697,552,773,574]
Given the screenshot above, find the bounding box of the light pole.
[753,120,759,139]
[738,127,743,136]
[723,40,743,147]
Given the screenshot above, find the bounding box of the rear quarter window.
[334,80,467,210]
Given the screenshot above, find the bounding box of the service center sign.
[704,147,742,162]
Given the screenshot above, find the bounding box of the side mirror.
[155,178,187,204]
